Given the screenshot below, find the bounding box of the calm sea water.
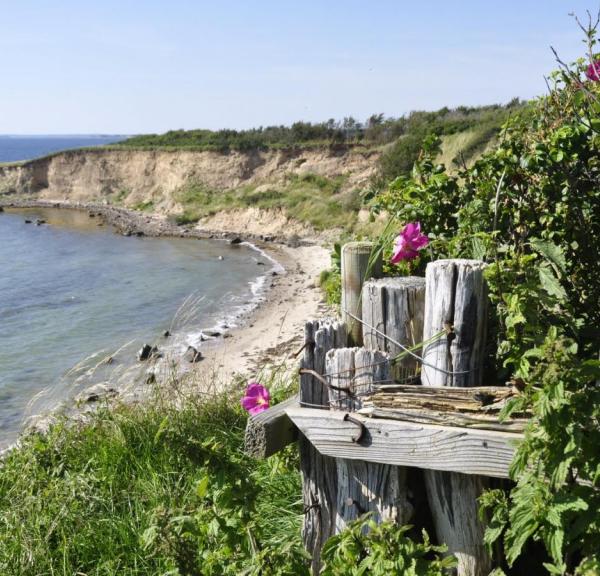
[0,139,275,449]
[0,135,126,163]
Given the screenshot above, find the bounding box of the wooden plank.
[244,395,298,459]
[286,407,520,479]
[363,387,519,414]
[358,407,527,433]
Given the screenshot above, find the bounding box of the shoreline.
[0,200,332,414]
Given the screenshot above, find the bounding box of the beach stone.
[257,261,265,266]
[137,343,158,361]
[0,207,4,212]
[184,346,203,363]
[163,330,171,338]
[230,237,243,245]
[204,330,221,338]
[80,384,117,403]
[24,219,32,224]
[35,219,46,226]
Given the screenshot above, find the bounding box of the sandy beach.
[197,242,331,384]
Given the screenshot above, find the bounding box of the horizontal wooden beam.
[244,396,298,459]
[286,406,521,479]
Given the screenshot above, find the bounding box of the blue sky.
[0,1,595,134]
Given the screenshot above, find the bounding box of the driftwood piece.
[341,242,382,346]
[358,407,527,433]
[285,407,519,479]
[299,318,346,574]
[244,395,298,459]
[364,384,519,413]
[323,347,410,532]
[422,259,492,576]
[362,277,426,377]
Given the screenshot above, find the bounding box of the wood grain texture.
[326,347,389,412]
[322,347,410,531]
[244,395,298,459]
[286,407,519,479]
[298,318,346,574]
[422,259,492,576]
[362,277,426,376]
[421,259,488,389]
[358,407,527,433]
[341,242,382,346]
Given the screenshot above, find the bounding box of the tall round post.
[341,241,382,347]
[421,259,492,576]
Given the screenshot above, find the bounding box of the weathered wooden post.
[341,242,382,347]
[362,277,426,379]
[421,259,491,576]
[299,318,346,573]
[325,347,412,532]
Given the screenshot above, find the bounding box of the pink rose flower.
[585,60,600,81]
[241,382,270,415]
[391,222,429,264]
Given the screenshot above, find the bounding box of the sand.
[196,242,331,384]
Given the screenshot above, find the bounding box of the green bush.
[321,515,456,575]
[368,18,600,574]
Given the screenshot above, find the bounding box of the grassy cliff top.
[116,101,525,153]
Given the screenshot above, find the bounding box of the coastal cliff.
[1,146,374,204]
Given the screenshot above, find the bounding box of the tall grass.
[0,368,306,575]
[174,173,359,231]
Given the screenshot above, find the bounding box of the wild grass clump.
[173,173,359,231]
[0,375,306,575]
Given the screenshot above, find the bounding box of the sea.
[0,136,279,449]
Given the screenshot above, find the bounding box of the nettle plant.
[369,15,600,576]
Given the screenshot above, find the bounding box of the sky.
[0,1,596,134]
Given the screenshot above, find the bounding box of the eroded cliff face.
[0,147,378,213]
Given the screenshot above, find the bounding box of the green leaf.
[538,264,567,301]
[196,474,210,499]
[530,238,567,274]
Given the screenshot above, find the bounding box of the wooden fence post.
[325,347,412,533]
[362,277,426,379]
[341,242,382,347]
[299,318,346,574]
[421,259,492,576]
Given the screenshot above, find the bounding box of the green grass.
[132,200,155,212]
[0,377,305,575]
[174,172,360,231]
